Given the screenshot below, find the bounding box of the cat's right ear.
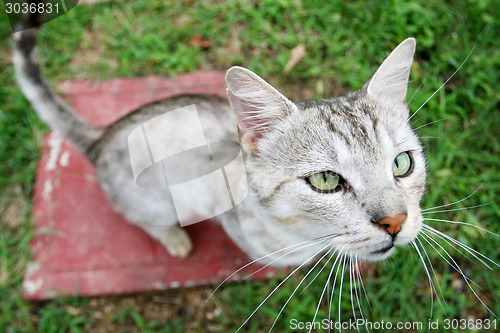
[226,66,295,153]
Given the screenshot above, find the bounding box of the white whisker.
[422,187,483,212]
[423,224,499,269]
[348,257,357,326]
[353,255,366,329]
[422,203,491,215]
[349,256,363,333]
[298,247,340,295]
[413,118,449,131]
[207,238,325,301]
[329,253,344,331]
[412,240,436,320]
[355,259,372,315]
[418,230,499,320]
[408,41,477,122]
[234,243,331,333]
[424,218,500,237]
[422,230,479,287]
[309,250,344,333]
[269,246,339,332]
[416,237,447,313]
[326,268,331,333]
[408,78,426,106]
[338,254,348,332]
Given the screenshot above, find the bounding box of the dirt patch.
[0,185,28,228]
[214,31,243,68]
[0,46,12,72]
[69,29,118,78]
[205,34,344,101]
[30,287,230,332]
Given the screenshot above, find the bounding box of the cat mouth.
[372,243,394,254]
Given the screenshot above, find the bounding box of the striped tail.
[12,5,104,157]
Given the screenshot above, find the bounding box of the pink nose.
[376,214,407,235]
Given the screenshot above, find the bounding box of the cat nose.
[374,214,407,235]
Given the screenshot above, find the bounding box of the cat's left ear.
[226,66,295,153]
[367,38,416,109]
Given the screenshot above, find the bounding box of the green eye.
[308,171,341,192]
[393,152,412,177]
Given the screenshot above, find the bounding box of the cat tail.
[12,9,104,157]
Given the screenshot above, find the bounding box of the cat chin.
[393,235,415,246]
[359,247,396,262]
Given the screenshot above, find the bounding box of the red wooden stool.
[22,72,280,300]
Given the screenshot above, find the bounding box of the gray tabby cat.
[14,17,425,266]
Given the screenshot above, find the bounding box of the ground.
[0,1,499,332]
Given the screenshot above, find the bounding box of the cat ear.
[226,66,294,152]
[367,38,416,106]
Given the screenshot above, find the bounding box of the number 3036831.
[443,318,497,330]
[5,2,59,14]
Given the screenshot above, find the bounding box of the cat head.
[226,38,426,262]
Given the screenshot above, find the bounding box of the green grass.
[1,0,499,332]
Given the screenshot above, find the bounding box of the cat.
[13,12,425,267]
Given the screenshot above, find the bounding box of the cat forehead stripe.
[299,98,379,153]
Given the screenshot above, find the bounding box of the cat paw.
[161,226,193,258]
[141,224,194,258]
